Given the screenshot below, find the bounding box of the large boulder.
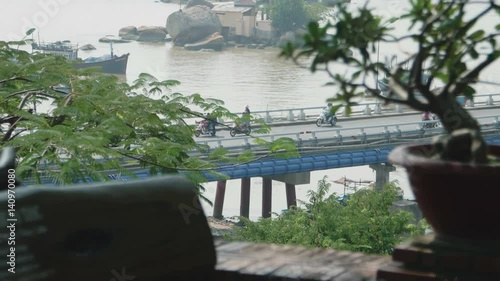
[118,26,138,37]
[185,0,214,9]
[166,5,222,46]
[137,26,168,42]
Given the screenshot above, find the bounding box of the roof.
[234,0,256,6]
[212,2,253,13]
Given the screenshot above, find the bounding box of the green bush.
[228,177,428,255]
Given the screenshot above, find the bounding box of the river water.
[1,0,499,220]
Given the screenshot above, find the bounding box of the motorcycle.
[230,123,251,137]
[420,113,440,129]
[194,120,216,137]
[316,110,338,127]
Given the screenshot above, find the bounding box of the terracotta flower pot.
[389,144,500,241]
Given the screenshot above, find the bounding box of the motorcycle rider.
[241,105,251,129]
[323,103,333,122]
[421,111,433,128]
[205,112,217,136]
[422,111,431,121]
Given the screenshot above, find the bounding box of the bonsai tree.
[281,0,500,163]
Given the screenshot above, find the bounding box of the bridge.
[136,111,500,219]
[26,99,500,219]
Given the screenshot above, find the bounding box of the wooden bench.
[0,147,391,281]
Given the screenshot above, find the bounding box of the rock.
[137,25,168,34]
[185,0,214,9]
[184,32,225,51]
[166,5,222,46]
[137,26,168,42]
[98,36,131,43]
[118,26,138,37]
[79,44,96,51]
[122,34,139,41]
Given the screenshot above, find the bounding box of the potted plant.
[280,0,500,241]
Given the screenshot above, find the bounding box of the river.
[1,0,498,220]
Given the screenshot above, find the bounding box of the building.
[212,1,257,39]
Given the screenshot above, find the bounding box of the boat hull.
[73,53,129,74]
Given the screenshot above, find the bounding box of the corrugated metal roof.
[212,2,252,13]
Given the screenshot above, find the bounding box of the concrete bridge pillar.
[213,180,227,219]
[262,178,272,218]
[240,178,251,218]
[285,183,297,208]
[369,163,396,190]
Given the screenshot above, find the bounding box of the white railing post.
[374,103,382,114]
[287,110,295,121]
[242,138,250,148]
[467,98,475,107]
[487,95,494,106]
[363,105,371,115]
[310,132,318,146]
[383,126,390,140]
[359,128,367,143]
[298,109,306,120]
[217,140,223,148]
[394,125,402,138]
[265,111,273,123]
[336,129,343,145]
[395,104,403,113]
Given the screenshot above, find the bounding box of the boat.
[31,41,129,74]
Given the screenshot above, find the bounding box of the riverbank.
[207,216,240,237]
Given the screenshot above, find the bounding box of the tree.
[281,0,500,163]
[228,177,428,255]
[0,35,298,194]
[270,0,308,34]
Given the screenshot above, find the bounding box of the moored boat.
[31,41,129,74]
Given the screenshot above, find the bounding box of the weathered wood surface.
[0,176,216,281]
[214,238,392,281]
[377,234,500,281]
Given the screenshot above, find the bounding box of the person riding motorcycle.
[422,111,431,121]
[238,106,251,130]
[205,112,216,136]
[323,103,334,122]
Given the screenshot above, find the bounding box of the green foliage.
[304,2,333,23]
[270,0,308,34]
[0,38,298,189]
[280,0,500,163]
[229,177,428,255]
